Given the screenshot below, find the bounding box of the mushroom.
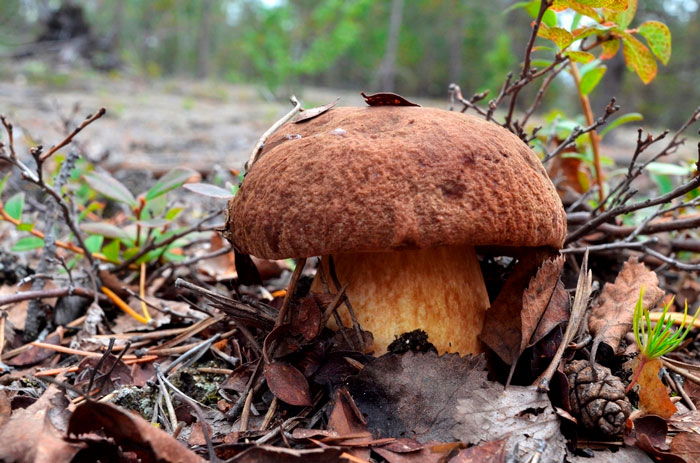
[226,106,566,355]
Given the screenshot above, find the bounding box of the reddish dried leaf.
[635,358,678,418]
[0,384,81,463]
[0,390,10,427]
[360,91,420,107]
[294,98,340,123]
[589,257,664,358]
[188,421,212,447]
[264,361,312,406]
[328,388,370,461]
[292,296,322,341]
[68,401,204,463]
[373,442,445,463]
[231,446,344,462]
[451,438,508,463]
[74,354,133,397]
[375,438,422,454]
[6,333,60,366]
[636,434,686,463]
[530,279,570,347]
[671,432,700,463]
[221,362,256,394]
[482,249,556,364]
[625,415,669,449]
[521,255,565,352]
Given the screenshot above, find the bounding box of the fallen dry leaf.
[372,441,445,463]
[328,387,371,461]
[670,432,700,463]
[229,445,344,462]
[0,383,81,463]
[6,332,60,367]
[263,361,312,406]
[634,357,678,418]
[68,401,204,463]
[589,257,665,359]
[450,438,507,463]
[521,255,565,351]
[529,279,570,347]
[346,351,566,462]
[481,249,556,365]
[568,447,654,462]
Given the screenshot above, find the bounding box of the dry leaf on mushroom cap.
[589,256,665,360]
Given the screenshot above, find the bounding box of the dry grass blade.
[534,249,592,392]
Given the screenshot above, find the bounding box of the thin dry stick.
[0,286,106,307]
[240,387,256,432]
[39,108,106,161]
[535,250,592,392]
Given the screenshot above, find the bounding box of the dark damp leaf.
[360,91,420,107]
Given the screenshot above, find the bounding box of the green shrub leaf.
[638,21,671,65]
[84,171,138,208]
[606,0,636,29]
[81,223,133,241]
[4,192,24,222]
[102,239,121,263]
[621,32,657,84]
[564,51,594,63]
[580,66,607,95]
[600,39,621,59]
[183,183,235,199]
[0,172,10,198]
[538,24,574,50]
[145,167,197,201]
[85,235,104,254]
[600,112,643,138]
[12,236,44,252]
[552,0,601,21]
[645,162,693,176]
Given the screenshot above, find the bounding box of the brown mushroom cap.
[228,106,566,259]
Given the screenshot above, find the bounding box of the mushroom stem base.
[312,245,490,355]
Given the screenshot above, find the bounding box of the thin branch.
[39,108,106,161]
[246,96,301,170]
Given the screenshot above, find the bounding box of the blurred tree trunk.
[197,0,212,78]
[448,0,465,84]
[378,0,404,91]
[111,0,124,52]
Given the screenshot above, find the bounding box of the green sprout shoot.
[626,286,699,393]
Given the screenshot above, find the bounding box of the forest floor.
[2,74,695,174]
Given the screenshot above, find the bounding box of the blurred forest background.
[0,0,698,127]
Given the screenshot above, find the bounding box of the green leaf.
[620,32,657,84]
[606,0,636,29]
[78,201,103,223]
[183,183,235,199]
[85,235,104,254]
[638,21,671,65]
[600,112,643,138]
[538,24,573,50]
[580,66,607,95]
[17,223,34,232]
[163,250,186,263]
[552,0,601,22]
[137,218,170,228]
[12,236,44,252]
[0,172,10,198]
[515,1,557,27]
[600,39,621,59]
[645,162,693,176]
[165,207,183,221]
[81,222,132,241]
[564,51,594,63]
[144,167,196,201]
[102,239,121,263]
[4,192,24,221]
[649,173,674,196]
[84,171,138,208]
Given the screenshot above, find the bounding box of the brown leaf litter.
[589,256,665,360]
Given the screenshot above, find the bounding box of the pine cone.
[564,360,632,436]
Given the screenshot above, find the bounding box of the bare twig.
[39,108,106,161]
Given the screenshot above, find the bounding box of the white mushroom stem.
[311,245,491,355]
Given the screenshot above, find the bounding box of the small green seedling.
[627,286,699,393]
